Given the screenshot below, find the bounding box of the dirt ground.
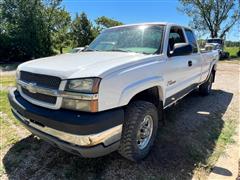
[1,60,239,180]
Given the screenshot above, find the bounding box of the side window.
[168,26,186,52]
[185,29,198,53]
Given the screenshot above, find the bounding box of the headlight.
[63,78,100,112]
[65,78,101,93]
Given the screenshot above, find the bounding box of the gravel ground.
[1,60,239,180]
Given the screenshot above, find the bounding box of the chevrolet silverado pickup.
[8,22,219,161]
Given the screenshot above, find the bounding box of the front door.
[164,26,195,106]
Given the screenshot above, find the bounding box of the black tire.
[199,73,213,96]
[118,101,159,161]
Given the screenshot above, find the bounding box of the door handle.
[188,60,192,67]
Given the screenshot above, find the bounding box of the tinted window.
[185,29,198,53]
[168,27,186,52]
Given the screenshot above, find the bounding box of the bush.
[237,51,240,57]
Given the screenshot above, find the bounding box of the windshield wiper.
[84,48,100,52]
[141,52,151,55]
[107,49,151,55]
[88,48,150,55]
[106,49,133,53]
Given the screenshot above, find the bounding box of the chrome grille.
[19,71,62,107]
[22,87,57,104]
[20,71,61,89]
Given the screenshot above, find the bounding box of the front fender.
[118,76,165,106]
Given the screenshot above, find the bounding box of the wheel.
[199,73,213,96]
[118,101,159,161]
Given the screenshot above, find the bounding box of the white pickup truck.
[8,22,219,161]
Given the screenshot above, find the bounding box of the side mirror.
[170,43,193,56]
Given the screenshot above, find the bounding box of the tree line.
[225,41,240,47]
[0,0,123,62]
[1,0,239,62]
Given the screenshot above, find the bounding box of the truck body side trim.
[164,83,199,108]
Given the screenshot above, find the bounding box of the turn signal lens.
[62,98,98,112]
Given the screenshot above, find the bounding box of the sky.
[62,0,239,41]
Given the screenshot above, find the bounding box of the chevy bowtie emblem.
[26,83,37,93]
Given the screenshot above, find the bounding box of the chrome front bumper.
[9,88,124,157]
[12,108,122,147]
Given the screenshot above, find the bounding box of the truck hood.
[18,52,149,79]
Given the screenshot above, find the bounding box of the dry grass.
[0,75,16,91]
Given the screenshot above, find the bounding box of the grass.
[0,75,23,176]
[0,76,16,87]
[0,90,23,177]
[0,90,17,122]
[0,116,20,150]
[194,116,237,178]
[225,46,240,57]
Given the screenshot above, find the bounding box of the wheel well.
[129,86,162,108]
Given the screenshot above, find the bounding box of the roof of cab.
[107,22,189,30]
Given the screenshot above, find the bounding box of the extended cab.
[8,23,219,161]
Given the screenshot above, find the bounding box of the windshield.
[87,25,164,54]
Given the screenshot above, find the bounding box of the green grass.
[225,46,239,57]
[0,90,20,176]
[0,116,20,150]
[0,87,25,177]
[194,116,237,178]
[206,119,236,164]
[0,76,16,87]
[0,76,20,152]
[0,90,15,119]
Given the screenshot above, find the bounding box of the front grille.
[22,87,57,104]
[20,71,61,89]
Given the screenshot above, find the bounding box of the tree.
[71,12,94,47]
[0,0,58,61]
[51,9,71,53]
[41,0,61,53]
[178,0,240,38]
[1,0,52,60]
[92,16,123,38]
[95,16,123,29]
[0,1,11,60]
[0,0,68,61]
[225,40,240,47]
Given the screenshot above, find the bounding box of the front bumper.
[8,88,124,157]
